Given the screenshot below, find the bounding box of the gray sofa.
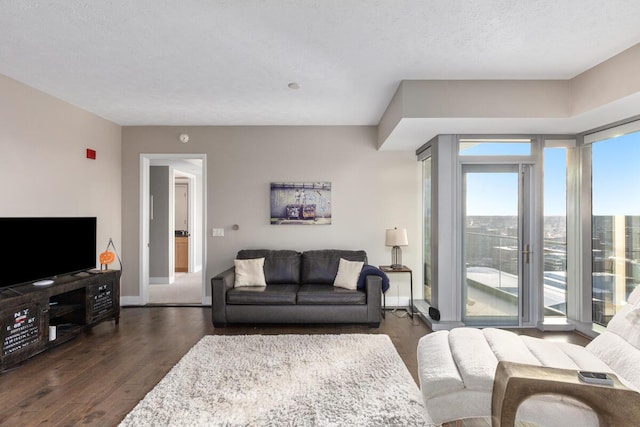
[211,249,382,327]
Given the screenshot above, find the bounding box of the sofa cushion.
[226,284,299,305]
[301,250,367,284]
[233,257,267,287]
[297,284,366,305]
[237,249,301,284]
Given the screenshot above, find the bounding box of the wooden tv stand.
[0,269,120,371]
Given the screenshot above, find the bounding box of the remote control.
[578,371,614,386]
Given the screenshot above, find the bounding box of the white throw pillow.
[234,258,267,287]
[333,258,364,290]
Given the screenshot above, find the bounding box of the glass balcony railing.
[464,230,568,318]
[462,212,639,325]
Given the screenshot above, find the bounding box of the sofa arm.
[211,266,235,326]
[492,361,640,427]
[365,275,382,325]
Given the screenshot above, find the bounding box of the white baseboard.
[149,276,173,285]
[383,296,412,308]
[202,296,211,306]
[120,296,143,306]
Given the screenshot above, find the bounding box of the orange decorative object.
[99,251,115,265]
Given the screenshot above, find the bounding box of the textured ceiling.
[2,1,640,132]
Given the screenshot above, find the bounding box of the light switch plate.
[212,228,224,237]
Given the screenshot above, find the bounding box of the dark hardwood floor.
[0,307,591,426]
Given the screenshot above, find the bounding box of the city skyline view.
[464,213,639,322]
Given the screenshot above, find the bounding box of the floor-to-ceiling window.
[589,130,640,326]
[421,126,640,331]
[543,145,568,317]
[423,155,432,304]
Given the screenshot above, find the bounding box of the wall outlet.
[212,228,224,237]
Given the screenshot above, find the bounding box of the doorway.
[461,164,532,326]
[139,154,207,305]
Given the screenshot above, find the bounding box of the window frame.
[582,119,640,328]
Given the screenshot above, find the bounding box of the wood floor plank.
[0,306,591,426]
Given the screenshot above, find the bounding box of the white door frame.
[460,162,533,327]
[139,153,207,305]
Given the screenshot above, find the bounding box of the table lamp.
[385,227,408,269]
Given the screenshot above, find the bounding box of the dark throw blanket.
[357,264,390,293]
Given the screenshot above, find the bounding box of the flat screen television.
[0,217,97,288]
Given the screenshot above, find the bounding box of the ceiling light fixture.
[288,82,300,90]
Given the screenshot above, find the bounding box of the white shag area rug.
[119,334,430,426]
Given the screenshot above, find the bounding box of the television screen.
[0,217,97,288]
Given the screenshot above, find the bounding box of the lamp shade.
[385,228,408,247]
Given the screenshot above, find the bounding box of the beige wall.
[571,43,640,115]
[0,74,122,263]
[121,126,421,301]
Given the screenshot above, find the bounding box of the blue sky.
[543,148,566,216]
[463,134,640,216]
[592,132,640,215]
[463,143,525,216]
[466,172,518,216]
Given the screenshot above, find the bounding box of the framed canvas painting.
[270,182,331,225]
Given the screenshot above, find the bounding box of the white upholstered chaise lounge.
[417,285,640,426]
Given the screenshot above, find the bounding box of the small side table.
[379,265,413,319]
[492,361,640,427]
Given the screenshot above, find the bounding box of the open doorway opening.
[139,154,207,305]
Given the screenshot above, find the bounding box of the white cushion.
[333,258,364,290]
[233,258,267,287]
[417,331,464,399]
[448,328,498,391]
[586,331,640,391]
[484,328,541,366]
